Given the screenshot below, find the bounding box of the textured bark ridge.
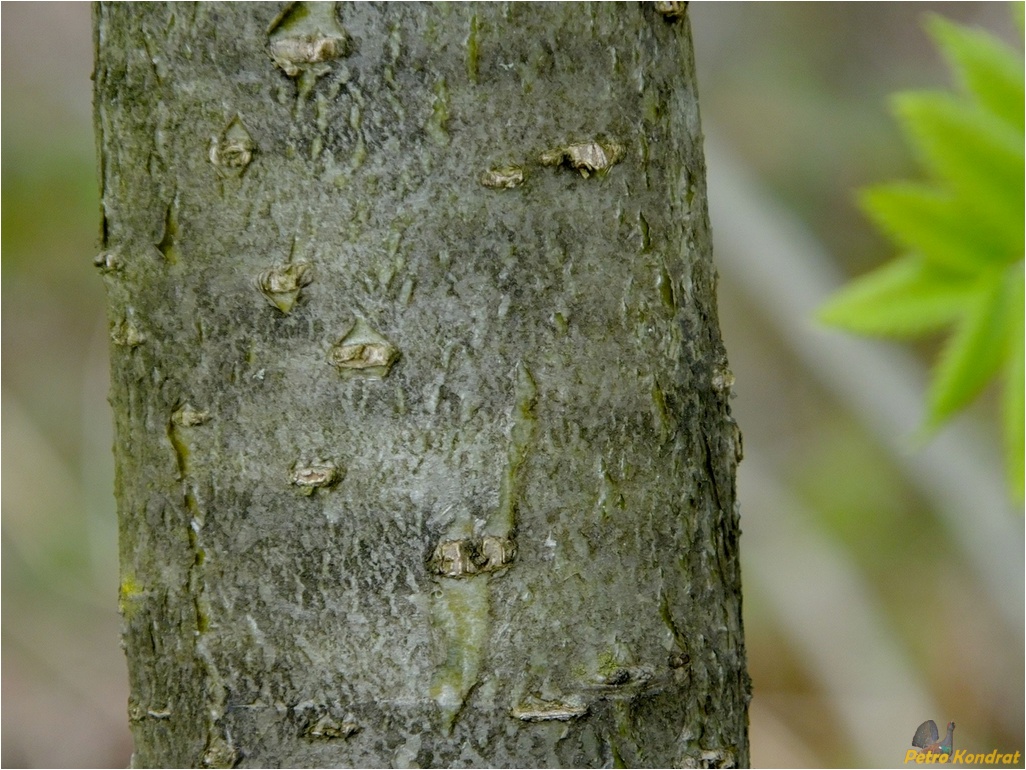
[95,3,749,767]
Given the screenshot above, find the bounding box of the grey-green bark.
[95,2,749,767]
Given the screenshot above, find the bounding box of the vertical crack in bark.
[488,362,537,539]
[701,429,724,514]
[156,195,179,263]
[659,590,687,653]
[167,412,234,767]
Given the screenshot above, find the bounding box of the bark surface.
[95,3,749,767]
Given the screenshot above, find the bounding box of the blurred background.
[1,3,1022,767]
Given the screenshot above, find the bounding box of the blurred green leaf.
[1002,274,1025,498]
[818,254,972,337]
[820,11,1025,498]
[927,14,1025,133]
[893,92,1023,237]
[926,267,1017,427]
[860,182,1013,273]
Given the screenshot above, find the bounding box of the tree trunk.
[95,2,749,767]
